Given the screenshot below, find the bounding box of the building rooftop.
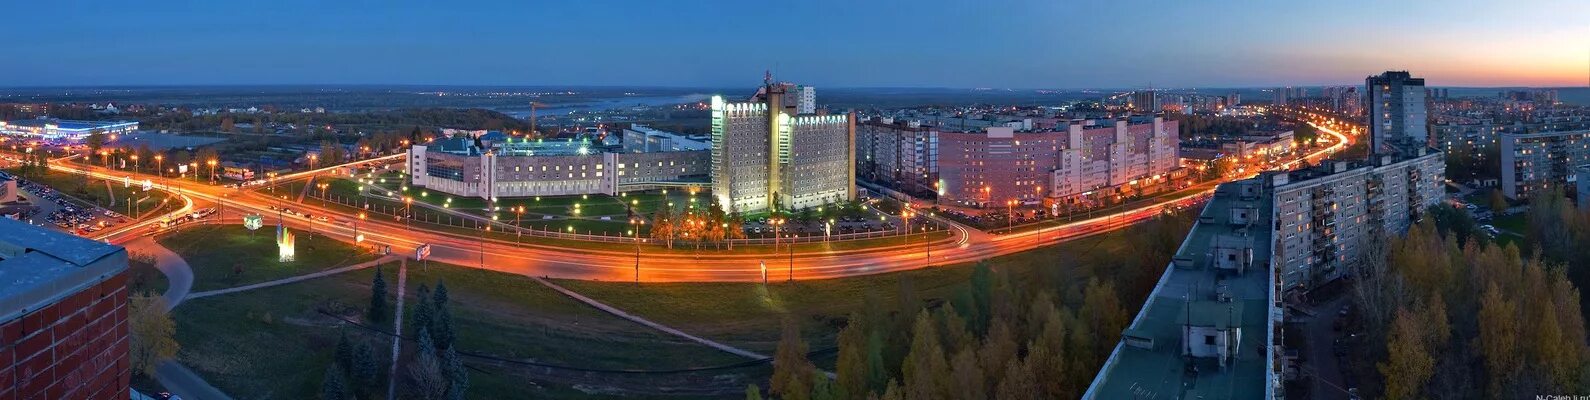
[0,118,137,131]
[0,218,127,323]
[1086,181,1277,399]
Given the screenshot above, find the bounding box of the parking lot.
[11,176,132,235]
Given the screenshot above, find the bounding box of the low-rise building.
[0,118,138,141]
[409,134,710,199]
[0,217,130,399]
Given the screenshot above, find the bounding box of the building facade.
[856,118,939,196]
[0,118,138,141]
[1499,129,1590,199]
[409,134,710,199]
[710,81,855,214]
[1367,71,1429,154]
[926,116,1179,208]
[1269,152,1445,290]
[0,218,130,399]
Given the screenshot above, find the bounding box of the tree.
[412,284,434,336]
[321,364,348,400]
[433,280,450,307]
[651,206,676,249]
[1488,188,1508,215]
[85,129,106,156]
[770,318,814,399]
[335,331,353,371]
[1478,283,1520,395]
[835,313,872,400]
[745,384,763,400]
[810,374,839,400]
[992,357,1036,400]
[129,293,178,377]
[369,266,388,323]
[977,317,1017,394]
[725,212,747,249]
[433,305,455,350]
[354,341,379,399]
[948,347,986,400]
[221,116,236,133]
[407,328,448,400]
[1378,307,1434,400]
[901,310,950,400]
[443,346,469,400]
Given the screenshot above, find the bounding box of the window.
[1205,335,1216,345]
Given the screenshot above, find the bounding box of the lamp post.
[189,162,197,183]
[403,196,413,230]
[770,217,785,279]
[787,233,795,282]
[1006,199,1016,232]
[355,212,366,247]
[514,206,525,242]
[154,155,163,178]
[308,154,317,171]
[130,155,139,173]
[630,217,644,284]
[318,183,329,207]
[206,159,217,184]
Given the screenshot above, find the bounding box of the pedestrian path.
[531,277,768,359]
[129,237,234,400]
[186,254,403,300]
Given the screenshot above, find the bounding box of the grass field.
[173,257,762,399]
[158,224,380,292]
[555,223,1143,358]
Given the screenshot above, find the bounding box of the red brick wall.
[0,271,129,400]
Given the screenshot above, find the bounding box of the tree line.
[1355,200,1590,399]
[752,210,1195,399]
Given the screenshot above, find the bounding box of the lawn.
[554,224,1143,357]
[173,259,762,399]
[157,224,380,292]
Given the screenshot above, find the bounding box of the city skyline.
[5,0,1587,89]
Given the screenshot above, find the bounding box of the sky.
[3,0,1587,89]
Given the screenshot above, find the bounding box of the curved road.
[67,122,1348,283]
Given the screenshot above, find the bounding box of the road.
[57,124,1348,283]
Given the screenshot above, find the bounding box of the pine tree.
[901,310,949,400]
[411,284,433,337]
[434,305,455,350]
[434,280,450,308]
[369,266,388,323]
[334,332,353,372]
[321,364,347,400]
[407,328,448,400]
[354,341,379,399]
[770,318,814,398]
[443,346,469,400]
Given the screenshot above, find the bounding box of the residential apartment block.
[1499,129,1590,199]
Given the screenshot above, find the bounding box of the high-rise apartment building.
[1272,87,1288,106]
[1130,90,1161,113]
[1499,129,1590,199]
[1367,71,1430,155]
[711,80,856,213]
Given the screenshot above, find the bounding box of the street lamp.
[154,155,163,178]
[318,183,330,207]
[1006,199,1017,232]
[355,212,366,245]
[206,159,218,184]
[403,196,413,230]
[514,206,525,241]
[630,217,644,284]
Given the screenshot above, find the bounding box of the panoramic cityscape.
[1,1,1589,399]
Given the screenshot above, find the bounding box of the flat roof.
[1,118,137,131]
[0,218,127,323]
[1086,181,1275,399]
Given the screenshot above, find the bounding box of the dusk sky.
[5,0,1587,89]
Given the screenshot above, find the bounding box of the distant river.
[496,93,712,118]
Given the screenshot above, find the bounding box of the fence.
[309,192,952,246]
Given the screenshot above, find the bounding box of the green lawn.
[157,224,380,292]
[555,224,1144,357]
[174,259,760,399]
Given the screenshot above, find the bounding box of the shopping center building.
[0,118,138,141]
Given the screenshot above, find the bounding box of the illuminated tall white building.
[711,80,855,214]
